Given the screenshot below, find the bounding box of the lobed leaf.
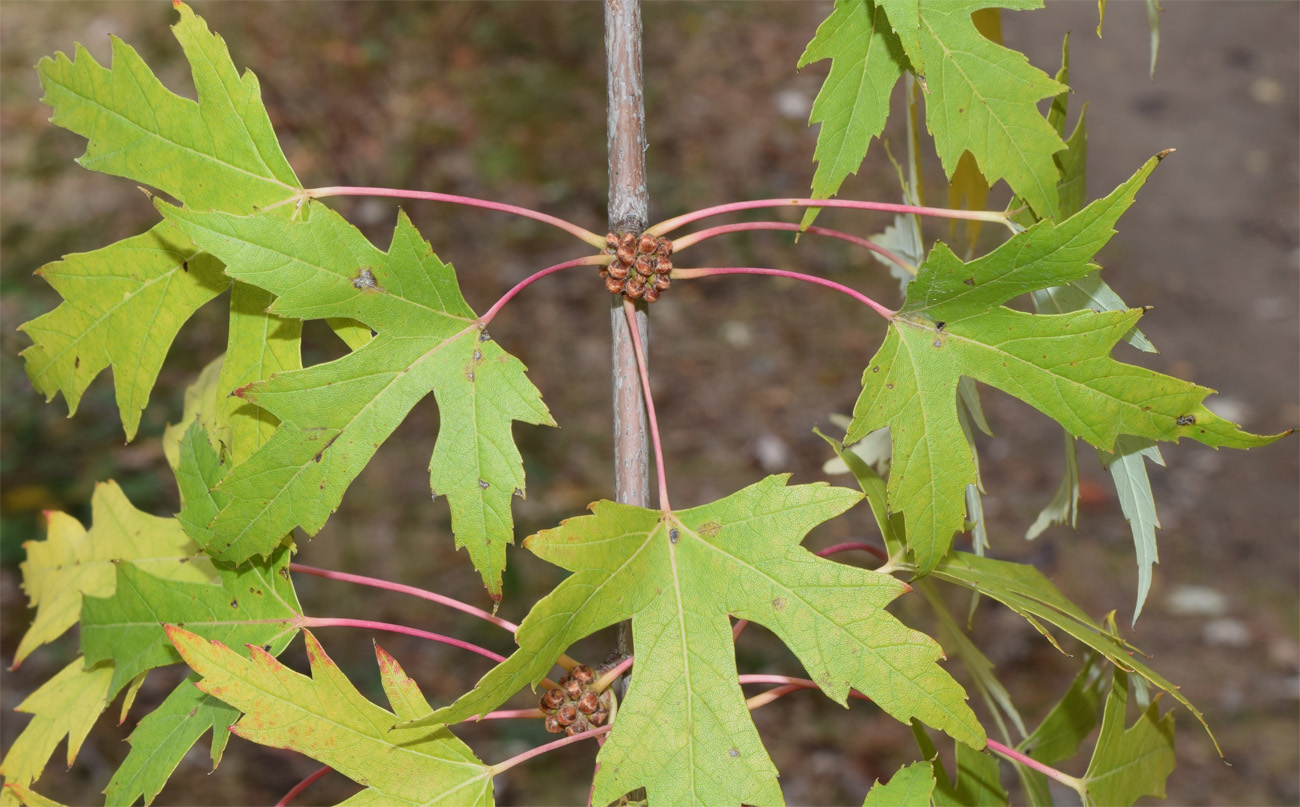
[14,481,215,668]
[169,628,494,806]
[81,547,300,697]
[104,676,237,807]
[159,201,554,598]
[849,155,1288,573]
[862,760,935,806]
[413,476,982,806]
[23,2,303,439]
[1082,668,1176,806]
[0,660,112,793]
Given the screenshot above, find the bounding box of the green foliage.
[7,2,1290,806]
[169,627,494,806]
[847,154,1283,573]
[159,201,554,597]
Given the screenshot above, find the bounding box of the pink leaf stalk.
[305,186,607,247]
[479,255,609,326]
[623,299,670,512]
[672,266,895,320]
[297,617,506,663]
[592,654,637,695]
[290,563,518,633]
[275,765,331,807]
[645,197,1010,238]
[986,738,1085,791]
[672,221,915,276]
[489,725,613,775]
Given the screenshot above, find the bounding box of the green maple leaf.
[847,154,1289,574]
[801,0,1066,220]
[1082,669,1175,806]
[81,546,301,696]
[13,480,216,667]
[105,676,238,807]
[20,2,302,439]
[862,761,935,806]
[168,627,494,806]
[411,476,982,806]
[158,201,554,598]
[798,0,908,209]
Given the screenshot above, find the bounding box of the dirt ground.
[2,2,1296,805]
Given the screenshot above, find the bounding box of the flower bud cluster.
[539,664,611,735]
[602,232,673,302]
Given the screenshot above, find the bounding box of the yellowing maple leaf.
[169,627,494,806]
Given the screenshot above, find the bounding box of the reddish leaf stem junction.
[479,255,610,326]
[672,221,916,276]
[290,563,519,633]
[300,186,608,248]
[297,617,506,664]
[672,267,896,320]
[622,299,670,512]
[985,739,1085,791]
[644,197,1012,238]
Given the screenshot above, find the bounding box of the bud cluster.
[539,664,611,735]
[602,232,673,302]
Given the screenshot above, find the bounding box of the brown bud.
[563,676,584,700]
[577,691,601,714]
[616,245,636,265]
[605,276,626,295]
[540,687,566,712]
[655,238,674,257]
[651,272,671,290]
[624,276,647,300]
[619,232,637,250]
[643,286,661,303]
[637,233,657,254]
[607,260,630,280]
[544,714,564,733]
[556,704,579,726]
[588,707,609,726]
[571,665,595,685]
[653,257,672,275]
[633,256,654,277]
[564,718,590,737]
[605,232,620,250]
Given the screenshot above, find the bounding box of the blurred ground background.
[1,2,1296,805]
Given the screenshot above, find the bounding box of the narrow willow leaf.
[169,628,494,807]
[0,660,113,792]
[104,676,237,807]
[160,201,554,598]
[848,155,1288,574]
[930,550,1218,752]
[1145,0,1163,77]
[14,482,215,667]
[798,0,908,223]
[1082,668,1176,805]
[411,477,981,806]
[1026,432,1079,540]
[24,2,303,438]
[876,0,1068,217]
[862,761,935,806]
[816,428,905,558]
[81,547,300,696]
[1100,436,1166,624]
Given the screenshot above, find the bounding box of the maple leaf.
[158,201,554,598]
[800,0,1066,220]
[847,154,1289,574]
[20,2,303,439]
[1082,669,1175,806]
[862,761,935,806]
[105,676,237,807]
[13,481,216,667]
[0,660,112,794]
[168,627,494,806]
[81,546,301,696]
[411,476,982,806]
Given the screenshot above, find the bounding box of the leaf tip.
[1156,148,1176,162]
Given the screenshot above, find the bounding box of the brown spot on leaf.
[963,277,975,286]
[352,267,384,292]
[182,260,189,272]
[74,356,80,369]
[229,598,238,609]
[697,521,721,537]
[772,597,787,611]
[1176,414,1197,426]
